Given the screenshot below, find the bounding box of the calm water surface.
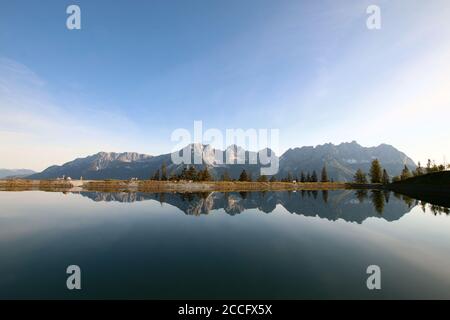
[0,190,449,299]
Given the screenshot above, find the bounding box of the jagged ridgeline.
[78,190,416,224]
[28,141,416,182]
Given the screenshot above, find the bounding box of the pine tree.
[257,175,268,182]
[322,190,329,203]
[431,162,439,173]
[205,168,212,181]
[198,168,205,181]
[369,159,382,183]
[269,176,276,182]
[321,165,329,182]
[239,170,248,182]
[382,169,390,184]
[152,169,160,181]
[186,165,198,181]
[180,167,187,180]
[199,167,212,181]
[426,159,432,173]
[415,161,423,176]
[169,171,177,181]
[300,171,306,183]
[161,162,167,181]
[221,170,231,181]
[353,169,367,184]
[311,170,318,182]
[400,165,411,180]
[287,172,293,182]
[306,172,311,182]
[371,190,385,214]
[355,189,368,203]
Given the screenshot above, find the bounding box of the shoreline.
[0,179,383,193]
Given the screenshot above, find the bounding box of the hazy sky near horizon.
[1,0,450,171]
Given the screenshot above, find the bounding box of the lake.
[0,190,449,299]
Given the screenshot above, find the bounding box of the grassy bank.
[387,171,450,207]
[84,180,350,192]
[390,171,450,186]
[0,179,73,191]
[0,179,360,192]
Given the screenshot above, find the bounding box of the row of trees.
[152,159,449,183]
[411,159,449,176]
[353,158,450,184]
[151,163,213,181]
[353,159,390,184]
[150,164,332,183]
[280,166,330,183]
[151,166,264,182]
[234,166,330,183]
[391,160,449,182]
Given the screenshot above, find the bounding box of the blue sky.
[1,0,449,170]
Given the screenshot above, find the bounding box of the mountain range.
[0,169,36,179]
[27,141,416,181]
[78,190,413,224]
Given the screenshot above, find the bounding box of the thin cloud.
[0,58,141,170]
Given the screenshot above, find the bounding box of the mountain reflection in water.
[2,189,450,299]
[76,190,449,223]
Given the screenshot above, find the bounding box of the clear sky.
[1,0,449,171]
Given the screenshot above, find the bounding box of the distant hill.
[28,152,155,180]
[27,141,416,181]
[0,169,36,179]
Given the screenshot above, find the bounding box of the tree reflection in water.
[78,189,450,223]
